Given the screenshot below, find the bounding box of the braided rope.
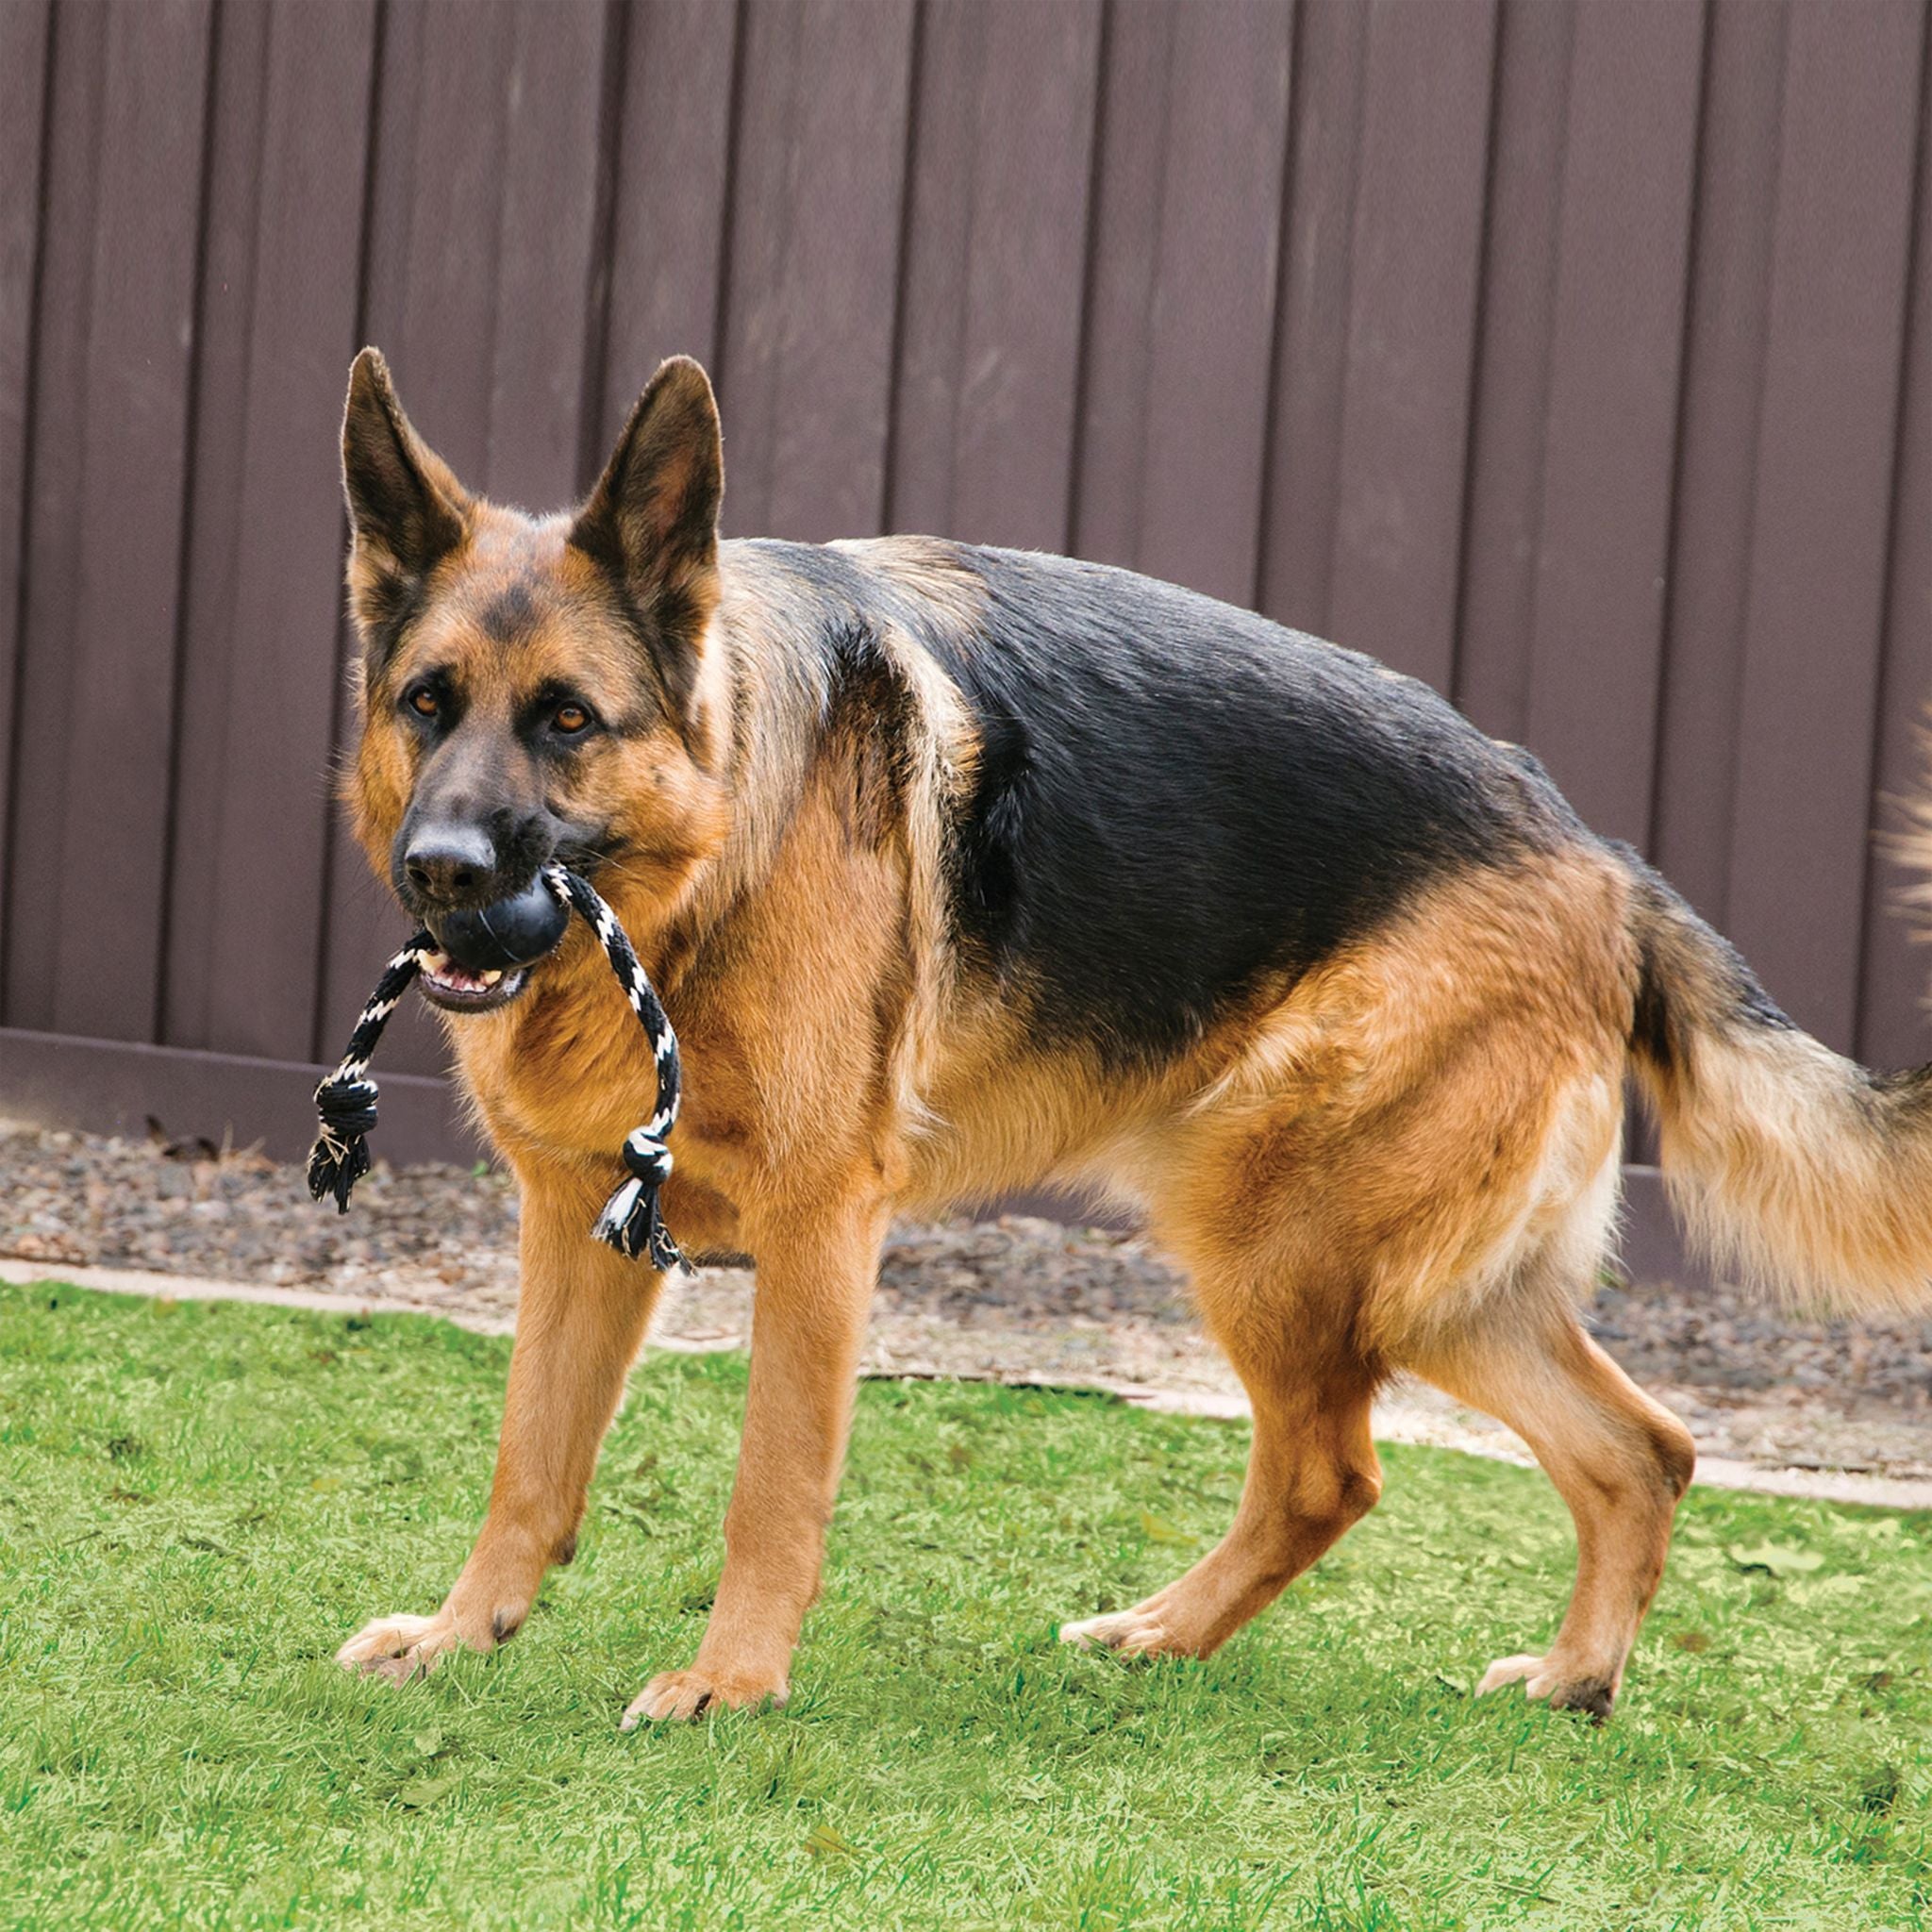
[306,864,686,1272]
[307,933,436,1211]
[542,865,685,1271]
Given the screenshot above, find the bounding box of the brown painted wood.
[1650,0,1787,930]
[4,0,108,1029]
[1068,0,1172,576]
[1724,0,1924,1051]
[1075,0,1292,606]
[484,0,609,508]
[0,0,52,988]
[1859,15,1932,1073]
[1451,0,1574,744]
[158,0,274,1054]
[0,1024,478,1170]
[598,0,741,457]
[1257,0,1370,638]
[1326,0,1496,691]
[1125,0,1293,606]
[12,0,212,1042]
[720,0,916,542]
[166,1,377,1064]
[1519,0,1704,850]
[890,0,1101,552]
[12,0,1932,1166]
[319,0,608,1077]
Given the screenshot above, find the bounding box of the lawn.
[0,1283,1928,1931]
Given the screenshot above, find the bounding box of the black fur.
[931,549,1579,1059]
[747,540,1582,1063]
[823,621,922,849]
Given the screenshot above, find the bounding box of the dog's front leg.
[624,1195,886,1724]
[337,1159,663,1683]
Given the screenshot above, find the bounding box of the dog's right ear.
[341,348,469,661]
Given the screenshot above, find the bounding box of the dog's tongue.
[432,875,572,974]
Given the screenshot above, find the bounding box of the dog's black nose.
[403,824,497,903]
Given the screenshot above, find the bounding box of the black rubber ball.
[433,877,570,974]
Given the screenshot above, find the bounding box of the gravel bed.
[6,1120,1932,1476]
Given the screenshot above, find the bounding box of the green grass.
[1,1284,1929,1931]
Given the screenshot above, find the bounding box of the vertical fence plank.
[164,1,377,1064]
[1724,0,1923,1051]
[1257,0,1370,638]
[317,0,610,1077]
[0,0,53,976]
[598,0,741,457]
[1859,25,1932,1074]
[1451,0,1574,743]
[721,0,916,542]
[1518,0,1704,849]
[1074,0,1291,606]
[1068,0,1173,575]
[4,0,211,1041]
[1325,0,1496,691]
[1650,0,1787,926]
[159,0,273,1050]
[1125,1,1293,605]
[890,0,1101,550]
[485,0,610,507]
[4,0,108,1028]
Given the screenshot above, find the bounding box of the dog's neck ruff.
[308,864,686,1273]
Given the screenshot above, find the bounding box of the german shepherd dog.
[332,349,1932,1726]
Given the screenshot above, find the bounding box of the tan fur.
[1627,878,1932,1315]
[332,355,1916,1725]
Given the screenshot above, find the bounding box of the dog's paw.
[1058,1606,1193,1658]
[620,1663,789,1727]
[1475,1652,1616,1721]
[335,1610,472,1685]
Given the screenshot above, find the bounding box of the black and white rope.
[307,932,435,1212]
[544,865,684,1270]
[307,864,686,1271]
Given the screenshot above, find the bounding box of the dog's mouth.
[417,949,532,1013]
[415,872,574,1015]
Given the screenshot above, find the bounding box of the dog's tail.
[1622,852,1932,1312]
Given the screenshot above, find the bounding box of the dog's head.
[341,349,731,1013]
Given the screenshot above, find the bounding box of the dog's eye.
[405,685,439,721]
[554,703,591,736]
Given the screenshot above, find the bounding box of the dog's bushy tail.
[1624,856,1932,1312]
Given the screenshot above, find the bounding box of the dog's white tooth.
[479,969,502,986]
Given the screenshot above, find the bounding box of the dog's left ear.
[571,357,724,724]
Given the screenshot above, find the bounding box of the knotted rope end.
[592,1128,685,1273]
[308,1074,378,1213]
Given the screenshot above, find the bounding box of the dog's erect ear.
[570,358,723,720]
[573,357,723,591]
[341,348,469,659]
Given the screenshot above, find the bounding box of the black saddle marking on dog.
[922,548,1572,1061]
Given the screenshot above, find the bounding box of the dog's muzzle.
[418,874,571,1011]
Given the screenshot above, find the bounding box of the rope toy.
[307,863,686,1272]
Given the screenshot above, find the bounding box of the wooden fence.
[6,0,1932,1170]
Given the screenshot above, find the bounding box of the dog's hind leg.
[1406,1274,1696,1721]
[1060,1269,1384,1660]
